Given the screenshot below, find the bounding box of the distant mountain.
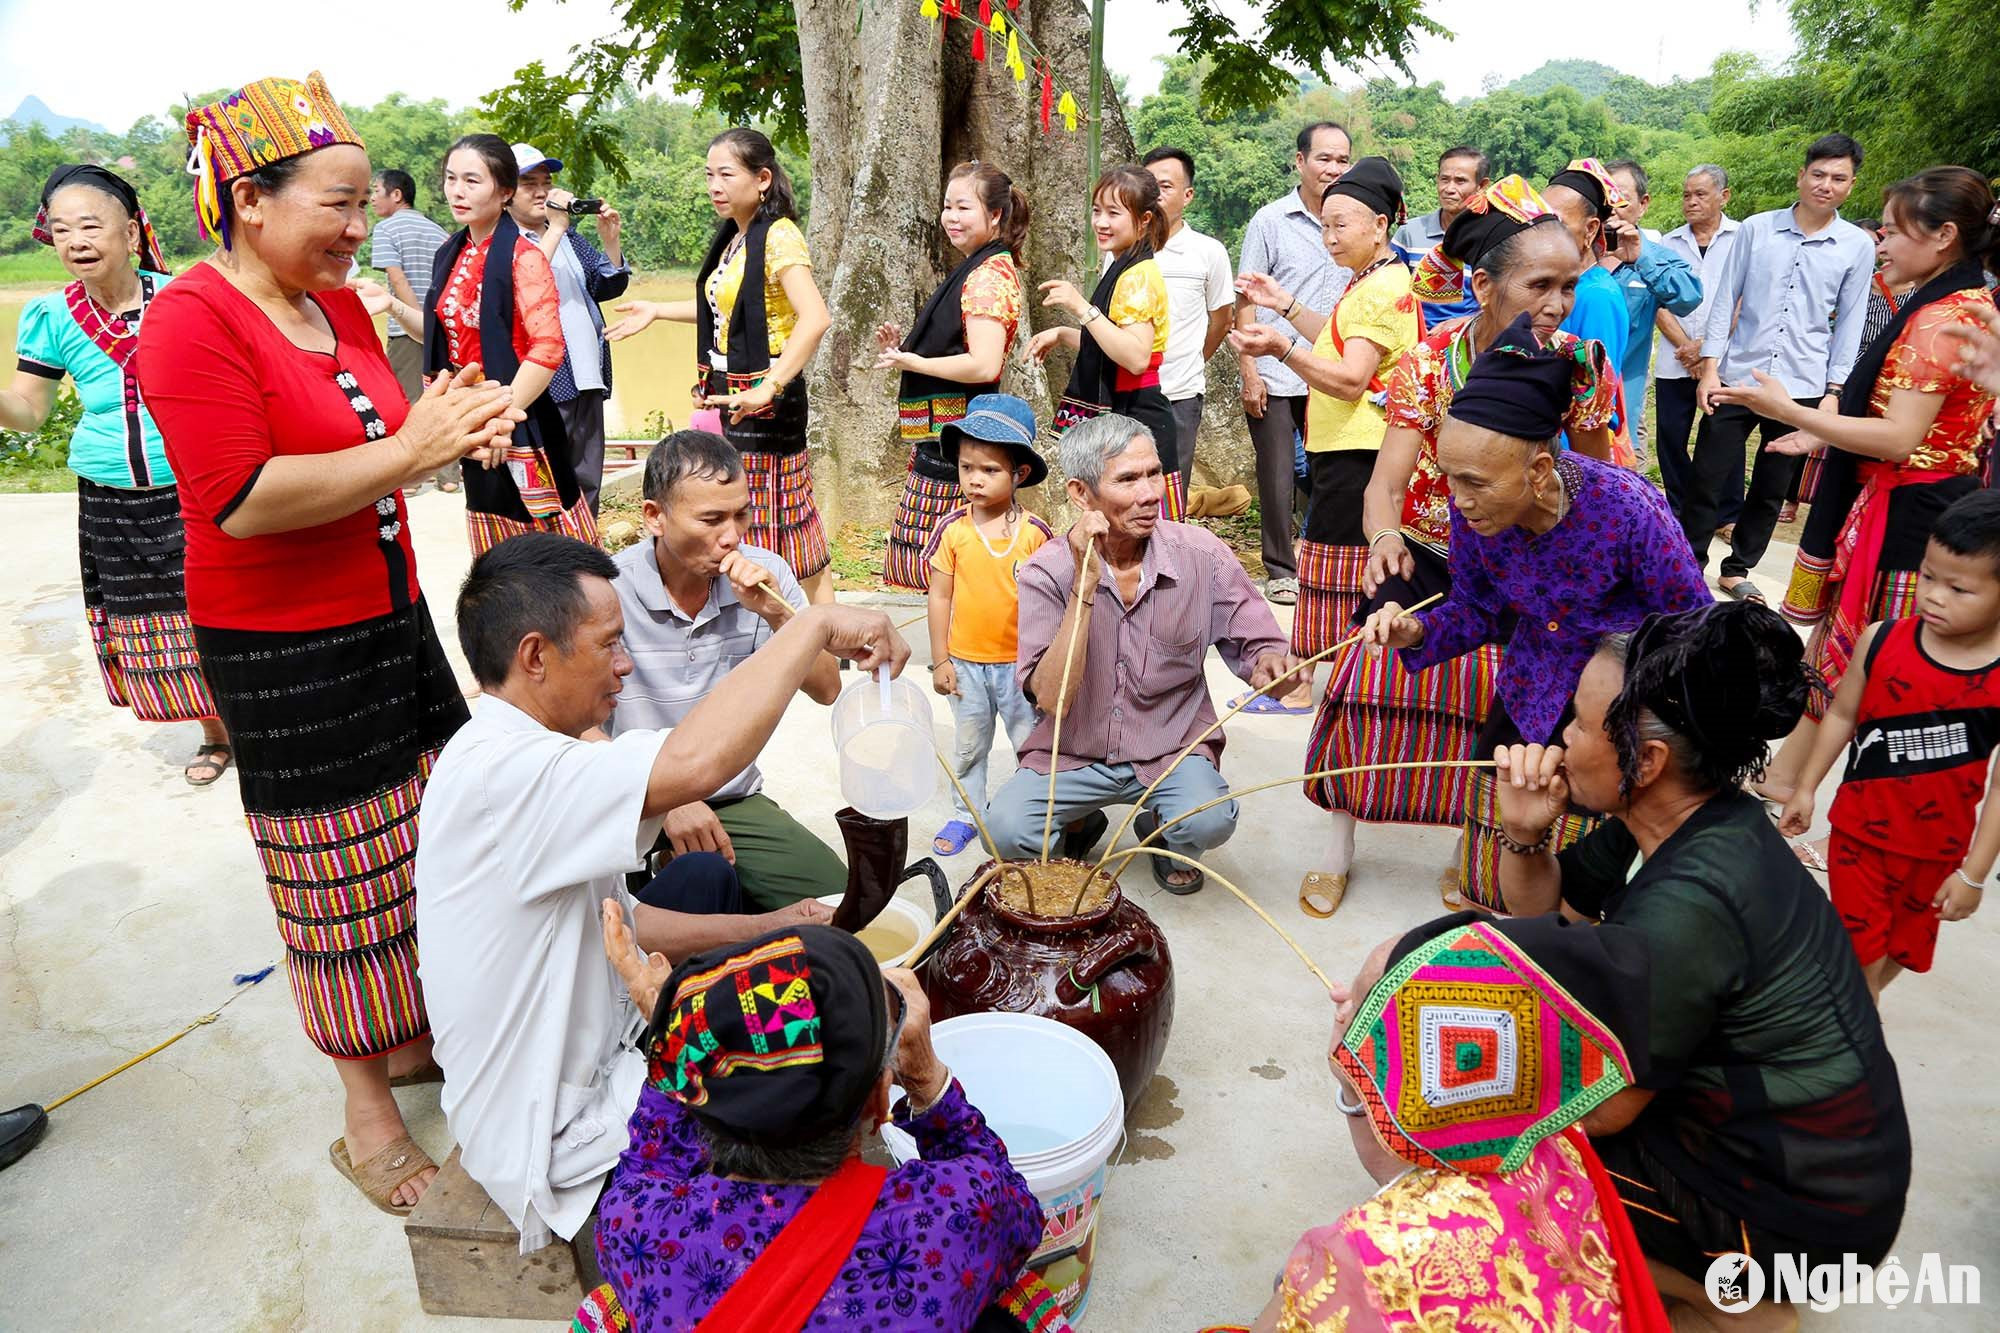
[4,96,111,138]
[1505,60,1623,100]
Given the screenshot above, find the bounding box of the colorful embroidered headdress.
[1335,912,1650,1174]
[646,924,894,1145]
[183,70,362,248]
[1410,174,1556,304]
[1546,157,1633,221]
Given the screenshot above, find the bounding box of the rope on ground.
[43,963,277,1112]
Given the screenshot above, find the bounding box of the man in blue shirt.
[1544,160,1635,453]
[1234,122,1354,604]
[1683,133,1875,601]
[509,143,631,518]
[1603,160,1703,462]
[1653,166,1744,517]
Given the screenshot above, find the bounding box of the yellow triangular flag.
[1007,31,1024,79]
[989,10,1006,34]
[920,0,937,17]
[1057,90,1078,132]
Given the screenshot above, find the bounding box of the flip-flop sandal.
[1059,810,1109,861]
[1298,871,1347,918]
[1778,502,1799,523]
[437,480,461,493]
[1790,839,1829,876]
[1227,690,1313,715]
[184,743,232,788]
[931,820,979,856]
[1722,580,1766,604]
[388,1061,445,1088]
[1136,811,1204,894]
[329,1134,435,1216]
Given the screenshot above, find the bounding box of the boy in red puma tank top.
[1782,491,2000,999]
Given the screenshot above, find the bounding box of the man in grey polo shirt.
[1234,121,1353,603]
[609,430,846,908]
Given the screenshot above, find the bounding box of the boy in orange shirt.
[925,394,1054,855]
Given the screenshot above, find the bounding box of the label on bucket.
[1029,1164,1107,1321]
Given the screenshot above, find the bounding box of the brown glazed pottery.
[923,858,1173,1113]
[831,807,952,932]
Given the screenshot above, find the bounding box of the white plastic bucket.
[829,665,938,819]
[815,893,933,968]
[880,1012,1123,1322]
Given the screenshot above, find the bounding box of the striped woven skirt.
[884,422,964,591]
[1291,450,1375,656]
[194,600,470,1059]
[1797,566,1919,722]
[743,447,830,580]
[1460,701,1598,911]
[1303,541,1497,827]
[76,478,216,722]
[465,495,600,560]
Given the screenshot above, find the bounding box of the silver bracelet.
[1333,1080,1367,1117]
[1955,868,1988,892]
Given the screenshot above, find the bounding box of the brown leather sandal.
[329,1134,435,1216]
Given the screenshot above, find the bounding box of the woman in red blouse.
[427,134,597,556]
[138,72,518,1215]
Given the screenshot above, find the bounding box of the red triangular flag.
[1039,60,1053,134]
[973,0,990,59]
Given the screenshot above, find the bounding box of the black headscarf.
[1323,156,1405,226]
[34,164,168,274]
[645,925,892,1148]
[1446,312,1573,441]
[1547,167,1611,221]
[1604,600,1819,797]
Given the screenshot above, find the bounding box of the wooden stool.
[405,1147,593,1319]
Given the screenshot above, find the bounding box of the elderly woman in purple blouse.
[574,914,1068,1333]
[1361,314,1710,908]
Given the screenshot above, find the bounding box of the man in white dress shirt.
[415,533,907,1253]
[1142,147,1236,502]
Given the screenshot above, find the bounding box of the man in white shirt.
[1142,147,1236,497]
[1653,164,1743,517]
[416,533,907,1253]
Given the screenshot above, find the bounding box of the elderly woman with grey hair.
[981,413,1300,891]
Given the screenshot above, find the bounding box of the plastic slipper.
[437,480,461,493]
[389,1061,444,1088]
[1437,864,1466,910]
[931,820,979,857]
[330,1134,435,1216]
[1721,580,1766,604]
[1264,578,1298,606]
[184,743,232,788]
[1790,839,1829,875]
[1298,871,1346,918]
[1227,690,1312,715]
[1137,811,1204,894]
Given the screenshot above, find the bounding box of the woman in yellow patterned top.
[1026,164,1182,516]
[875,161,1030,590]
[605,130,834,601]
[1232,158,1421,670]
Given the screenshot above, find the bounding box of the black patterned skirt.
[76,478,216,722]
[703,368,828,579]
[194,599,469,1058]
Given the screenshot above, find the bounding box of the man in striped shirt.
[369,169,452,486]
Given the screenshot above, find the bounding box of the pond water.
[0,275,700,440]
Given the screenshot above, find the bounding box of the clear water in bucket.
[830,666,938,819]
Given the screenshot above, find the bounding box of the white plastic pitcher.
[880,1012,1124,1323]
[829,665,938,819]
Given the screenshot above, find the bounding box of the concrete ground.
[2,486,1993,1330]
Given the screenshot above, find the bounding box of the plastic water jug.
[830,666,938,819]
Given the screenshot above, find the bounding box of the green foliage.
[1174,0,1450,117]
[0,383,81,492]
[481,60,630,192]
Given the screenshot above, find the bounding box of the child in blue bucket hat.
[924,394,1055,856]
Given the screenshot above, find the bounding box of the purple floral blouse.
[1402,453,1711,742]
[594,1079,1044,1331]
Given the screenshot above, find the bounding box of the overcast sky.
[0,0,1797,133]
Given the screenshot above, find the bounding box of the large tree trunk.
[794,0,1135,532]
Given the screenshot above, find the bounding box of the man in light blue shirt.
[1653,166,1743,516]
[1603,160,1703,460]
[1683,133,1875,598]
[1234,122,1354,601]
[1393,146,1488,256]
